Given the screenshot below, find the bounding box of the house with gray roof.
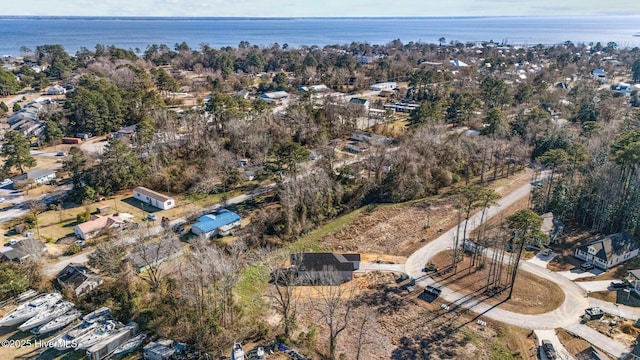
[290,253,360,284]
[575,232,639,270]
[0,238,48,263]
[12,168,56,185]
[56,263,103,296]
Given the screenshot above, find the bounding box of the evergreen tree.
[1,130,36,174]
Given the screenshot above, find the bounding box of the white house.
[369,82,397,91]
[575,232,639,270]
[47,85,66,95]
[133,187,175,210]
[260,91,289,104]
[74,213,133,240]
[12,168,56,185]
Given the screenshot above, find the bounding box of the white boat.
[19,301,74,331]
[15,289,38,303]
[111,332,147,356]
[75,320,119,350]
[34,309,81,335]
[0,293,62,327]
[82,306,111,322]
[231,342,245,360]
[51,315,110,350]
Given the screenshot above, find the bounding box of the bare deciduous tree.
[313,273,356,360]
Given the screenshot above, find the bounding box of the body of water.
[0,16,639,56]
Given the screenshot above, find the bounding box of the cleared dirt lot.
[289,271,538,359]
[429,250,566,315]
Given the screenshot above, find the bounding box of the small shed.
[96,205,110,214]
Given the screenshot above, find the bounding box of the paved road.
[407,179,589,329]
[564,323,631,359]
[356,263,406,273]
[588,297,640,321]
[577,280,616,293]
[403,176,632,358]
[534,329,576,360]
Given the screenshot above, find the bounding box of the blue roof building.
[191,209,241,238]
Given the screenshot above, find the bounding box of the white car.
[0,198,5,203]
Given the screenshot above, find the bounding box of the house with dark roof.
[575,232,639,270]
[591,68,606,82]
[56,263,103,296]
[0,238,48,263]
[348,97,370,111]
[129,239,186,273]
[290,253,361,284]
[191,209,241,238]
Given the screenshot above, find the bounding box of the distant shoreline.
[1,16,638,56]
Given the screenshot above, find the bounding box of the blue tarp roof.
[192,209,241,234]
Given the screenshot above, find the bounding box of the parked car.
[542,340,557,360]
[580,262,594,271]
[0,197,5,203]
[7,239,18,246]
[56,152,66,156]
[610,281,627,289]
[146,214,157,221]
[424,262,438,272]
[541,248,552,256]
[23,232,33,237]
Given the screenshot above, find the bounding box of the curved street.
[404,179,631,359]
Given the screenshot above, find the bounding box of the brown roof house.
[74,213,133,240]
[575,232,640,270]
[56,263,103,296]
[290,253,360,285]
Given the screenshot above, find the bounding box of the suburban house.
[540,212,564,244]
[74,213,133,240]
[574,232,640,270]
[591,68,606,81]
[290,252,361,284]
[628,269,640,295]
[133,186,175,210]
[46,84,66,95]
[12,168,57,186]
[0,238,48,262]
[56,263,103,296]
[299,84,331,93]
[348,97,370,111]
[129,239,185,273]
[260,91,289,104]
[116,124,137,137]
[369,82,397,91]
[191,209,241,238]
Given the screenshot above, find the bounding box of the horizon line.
[2,15,640,19]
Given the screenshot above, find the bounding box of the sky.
[2,0,640,17]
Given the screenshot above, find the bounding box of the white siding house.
[369,82,397,91]
[574,232,639,270]
[133,187,175,210]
